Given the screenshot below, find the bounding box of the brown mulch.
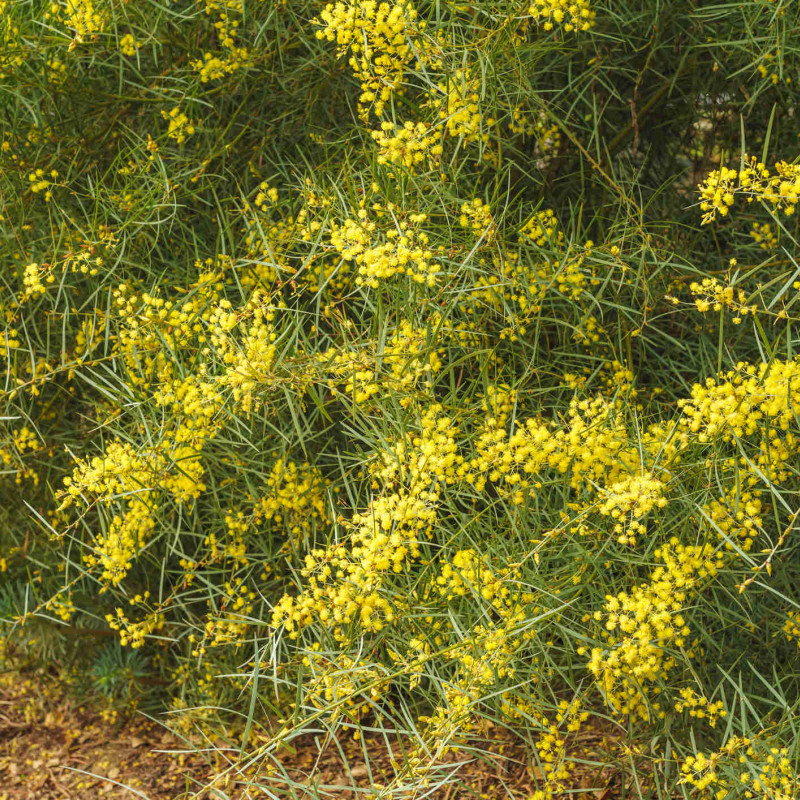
[0,665,215,799]
[0,663,626,800]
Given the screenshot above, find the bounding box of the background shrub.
[2,0,800,796]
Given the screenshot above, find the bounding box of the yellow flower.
[529,0,595,32]
[161,106,195,143]
[120,33,139,56]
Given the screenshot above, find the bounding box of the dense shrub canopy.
[2,0,800,796]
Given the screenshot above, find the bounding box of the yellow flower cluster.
[756,161,800,216]
[458,250,542,340]
[435,549,510,602]
[319,349,382,404]
[456,220,598,342]
[371,120,442,171]
[191,0,255,82]
[698,154,800,224]
[315,0,422,119]
[698,165,743,223]
[44,592,76,622]
[49,266,254,587]
[209,290,280,415]
[21,263,50,301]
[678,359,800,442]
[416,552,536,758]
[520,208,564,246]
[120,33,139,56]
[597,472,668,546]
[29,168,59,201]
[673,687,726,727]
[704,482,763,552]
[254,459,331,546]
[272,405,459,638]
[459,198,495,243]
[61,444,157,585]
[61,441,153,506]
[756,53,790,86]
[239,182,350,294]
[529,701,590,800]
[321,319,442,407]
[782,610,800,649]
[61,438,209,585]
[0,426,42,486]
[151,375,222,444]
[43,53,67,83]
[584,541,724,720]
[529,0,595,32]
[163,446,207,502]
[52,0,107,46]
[549,247,595,300]
[432,70,490,143]
[329,206,436,287]
[196,577,256,653]
[690,277,756,323]
[469,393,643,505]
[192,48,250,82]
[680,736,751,794]
[509,107,562,159]
[17,226,109,308]
[113,274,210,388]
[202,513,246,568]
[680,736,798,800]
[254,181,279,211]
[509,106,535,137]
[161,106,195,143]
[0,1,23,79]
[302,650,390,725]
[750,220,778,250]
[106,607,165,649]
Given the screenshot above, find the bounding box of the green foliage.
[2,0,800,797]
